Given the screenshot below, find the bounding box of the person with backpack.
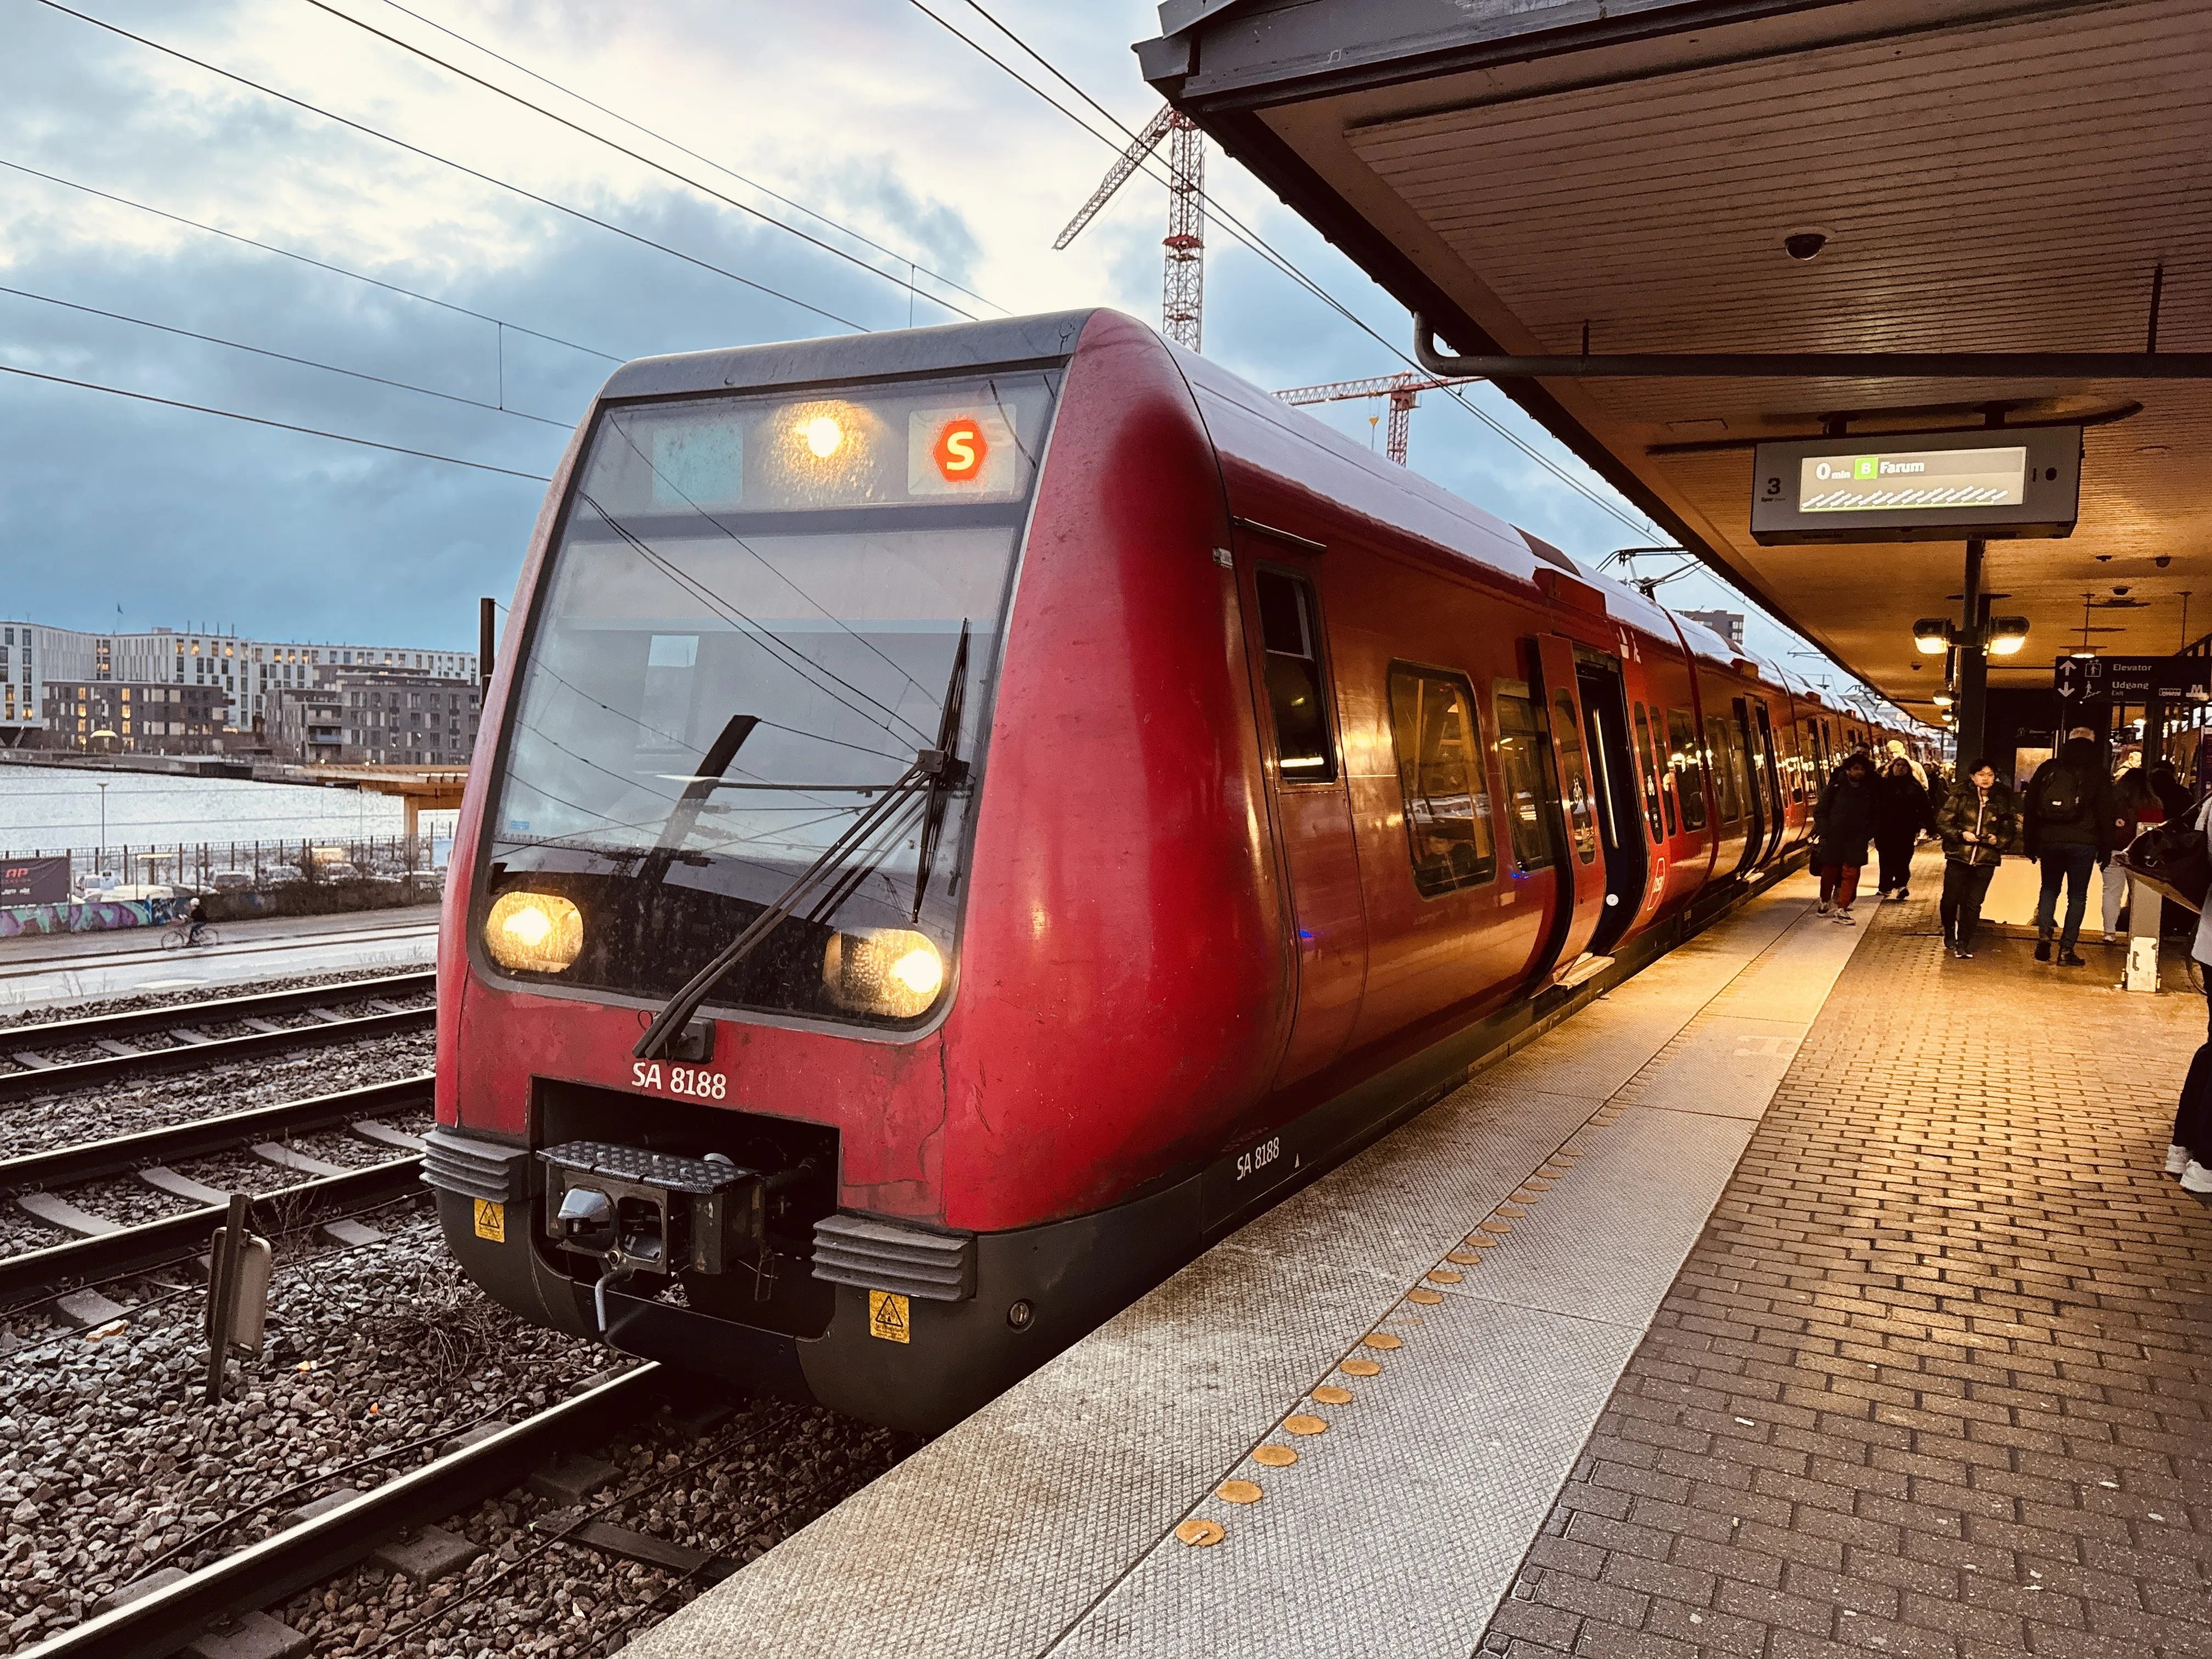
[2023,729,2120,966]
[1812,751,1877,923]
[1872,755,1937,901]
[2102,765,2162,944]
[2169,794,2212,1196]
[1936,758,2017,958]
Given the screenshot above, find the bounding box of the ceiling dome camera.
[1784,231,1828,261]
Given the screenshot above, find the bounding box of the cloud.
[0,0,1847,696]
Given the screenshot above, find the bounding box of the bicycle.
[160,924,223,950]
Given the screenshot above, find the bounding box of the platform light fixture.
[1932,690,1955,707]
[1913,619,1951,656]
[1987,617,2031,656]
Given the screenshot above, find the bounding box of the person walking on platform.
[1937,759,2016,958]
[2148,759,2193,826]
[1813,752,1877,923]
[2169,794,2212,1195]
[2102,765,2162,944]
[2024,729,2119,966]
[1874,755,1937,902]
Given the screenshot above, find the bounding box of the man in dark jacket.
[2023,729,2120,966]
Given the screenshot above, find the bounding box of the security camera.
[2156,555,2172,568]
[2113,585,2131,596]
[1784,232,1827,261]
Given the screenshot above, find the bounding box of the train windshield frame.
[476,368,1062,1031]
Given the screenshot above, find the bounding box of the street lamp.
[94,780,108,879]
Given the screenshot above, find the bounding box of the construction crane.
[1056,106,1205,352]
[1274,373,1480,466]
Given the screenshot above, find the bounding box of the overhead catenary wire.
[0,362,552,481]
[0,282,573,428]
[350,0,1005,319]
[32,0,872,334]
[906,0,1661,540]
[0,157,620,363]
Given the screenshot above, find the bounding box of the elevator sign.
[1750,425,2081,543]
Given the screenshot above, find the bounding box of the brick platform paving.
[1479,855,2212,1659]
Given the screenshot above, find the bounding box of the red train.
[427,311,1920,1430]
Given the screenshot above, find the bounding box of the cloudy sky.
[0,0,1875,701]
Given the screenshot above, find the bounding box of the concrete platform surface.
[627,874,1884,1658]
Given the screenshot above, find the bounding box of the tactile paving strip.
[628,882,1873,1659]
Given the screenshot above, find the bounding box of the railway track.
[0,972,436,1102]
[21,1364,715,1659]
[0,1074,433,1312]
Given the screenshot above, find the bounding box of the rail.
[0,970,432,1049]
[0,1006,434,1103]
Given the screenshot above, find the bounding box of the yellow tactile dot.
[1217,1479,1263,1505]
[1511,1189,1542,1203]
[1176,1518,1225,1547]
[1524,1177,1556,1190]
[1446,1250,1482,1265]
[1481,1220,1514,1234]
[1253,1444,1299,1468]
[1340,1358,1382,1377]
[1312,1384,1353,1406]
[1427,1268,1463,1284]
[1362,1332,1403,1351]
[1466,1229,1505,1245]
[1406,1288,1443,1306]
[1496,1203,1528,1217]
[1283,1413,1329,1436]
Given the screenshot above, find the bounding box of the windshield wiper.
[637,713,757,886]
[633,640,972,1060]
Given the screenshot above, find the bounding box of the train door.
[1526,635,1610,977]
[1575,651,1647,954]
[1746,700,1787,864]
[1728,698,1768,874]
[1240,552,1368,1088]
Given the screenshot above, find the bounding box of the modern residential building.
[40,681,231,753]
[0,621,478,751]
[270,667,482,765]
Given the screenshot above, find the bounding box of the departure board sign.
[1750,426,2081,543]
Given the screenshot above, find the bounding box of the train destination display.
[1750,425,2081,543]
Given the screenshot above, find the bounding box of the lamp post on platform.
[95,780,108,878]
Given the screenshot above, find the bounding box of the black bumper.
[428,1144,1205,1434]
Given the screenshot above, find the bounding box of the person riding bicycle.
[185,895,210,946]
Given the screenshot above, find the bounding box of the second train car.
[425,310,1920,1430]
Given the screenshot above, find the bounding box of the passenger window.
[1493,687,1556,871]
[1553,691,1599,864]
[1705,716,1743,822]
[1632,703,1666,843]
[1667,709,1707,831]
[1387,666,1495,895]
[1254,569,1335,782]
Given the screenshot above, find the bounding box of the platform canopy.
[1137,0,2211,721]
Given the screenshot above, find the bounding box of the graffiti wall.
[0,898,177,938]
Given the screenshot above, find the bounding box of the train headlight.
[484,891,583,973]
[823,928,945,1018]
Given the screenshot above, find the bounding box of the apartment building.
[40,681,231,753]
[0,622,478,751]
[270,668,481,765]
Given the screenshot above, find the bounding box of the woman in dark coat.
[1813,752,1878,923]
[1873,755,1938,902]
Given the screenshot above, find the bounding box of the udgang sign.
[2053,656,2212,703]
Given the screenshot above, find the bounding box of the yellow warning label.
[867,1289,910,1344]
[472,1199,506,1243]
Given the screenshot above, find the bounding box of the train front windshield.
[483,371,1059,1026]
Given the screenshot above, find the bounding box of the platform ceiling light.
[1912,619,1952,656]
[1932,691,1955,707]
[1986,617,2031,656]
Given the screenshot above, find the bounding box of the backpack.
[2035,764,2085,825]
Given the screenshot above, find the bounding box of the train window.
[1387,666,1495,895]
[1493,688,1556,872]
[1552,690,1599,864]
[1632,703,1666,842]
[1705,716,1743,822]
[483,368,1061,1028]
[1667,709,1707,830]
[1255,569,1336,782]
